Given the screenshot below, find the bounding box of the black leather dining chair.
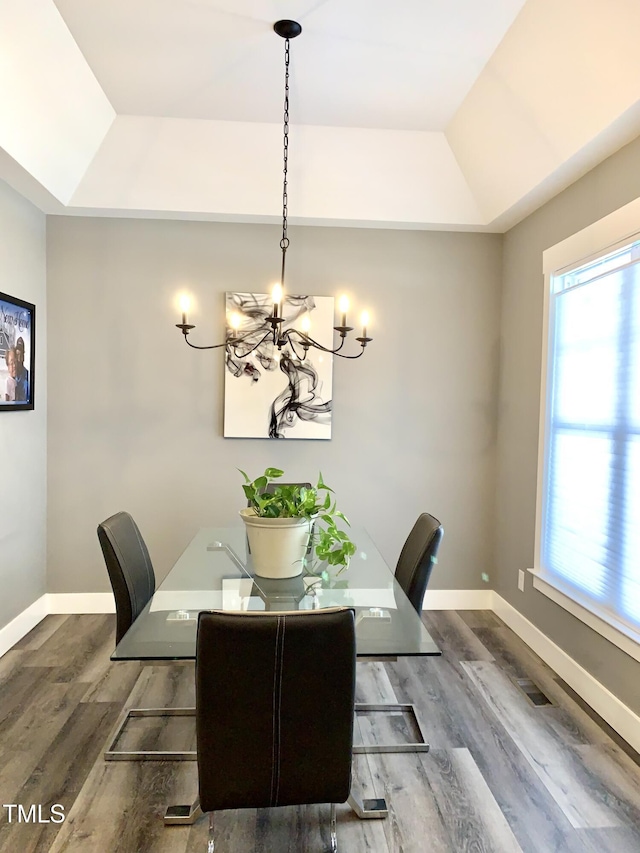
[394,512,444,614]
[354,513,443,757]
[98,511,156,644]
[98,511,196,761]
[164,607,387,848]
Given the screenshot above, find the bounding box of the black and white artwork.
[223,292,333,439]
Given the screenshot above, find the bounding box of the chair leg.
[208,812,215,852]
[354,702,429,754]
[164,797,203,825]
[329,802,337,852]
[347,792,388,819]
[103,706,197,761]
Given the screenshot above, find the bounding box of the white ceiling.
[2,0,640,230]
[51,0,527,131]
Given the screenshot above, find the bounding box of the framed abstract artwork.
[0,292,35,412]
[223,292,333,439]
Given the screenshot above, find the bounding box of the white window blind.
[542,241,640,633]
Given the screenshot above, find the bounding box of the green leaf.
[264,467,284,479]
[316,471,334,493]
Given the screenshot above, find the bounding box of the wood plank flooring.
[1,610,639,852]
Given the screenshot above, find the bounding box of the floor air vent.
[512,677,553,707]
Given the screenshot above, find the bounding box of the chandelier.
[175,19,373,360]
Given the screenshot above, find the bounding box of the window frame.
[533,196,640,661]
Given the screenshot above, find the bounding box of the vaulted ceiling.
[2,0,640,231]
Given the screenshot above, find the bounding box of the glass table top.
[112,526,441,660]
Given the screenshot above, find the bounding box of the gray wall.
[46,217,502,593]
[497,134,640,713]
[0,180,47,630]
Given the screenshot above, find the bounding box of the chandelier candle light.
[175,19,373,361]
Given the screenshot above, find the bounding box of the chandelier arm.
[329,347,366,360]
[231,331,273,358]
[182,338,229,351]
[284,328,326,350]
[300,337,347,355]
[181,329,266,352]
[287,336,309,361]
[284,329,366,359]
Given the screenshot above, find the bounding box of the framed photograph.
[0,292,35,412]
[223,291,333,439]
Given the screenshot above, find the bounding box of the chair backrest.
[394,513,444,614]
[97,511,156,644]
[195,607,356,813]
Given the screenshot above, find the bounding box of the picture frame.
[0,291,35,412]
[223,291,333,439]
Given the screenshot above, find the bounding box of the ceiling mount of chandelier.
[175,20,373,361]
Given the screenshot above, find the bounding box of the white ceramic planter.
[239,509,314,578]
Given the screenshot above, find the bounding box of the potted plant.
[239,467,356,579]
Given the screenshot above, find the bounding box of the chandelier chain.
[280,38,290,253]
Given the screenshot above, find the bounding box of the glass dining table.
[112,526,441,661]
[108,526,441,820]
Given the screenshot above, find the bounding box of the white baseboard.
[493,593,640,755]
[46,592,115,614]
[423,589,493,610]
[0,594,48,658]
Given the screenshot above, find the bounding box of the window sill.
[528,568,640,664]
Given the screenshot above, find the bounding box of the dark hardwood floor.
[1,610,639,852]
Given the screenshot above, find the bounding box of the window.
[536,202,640,655]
